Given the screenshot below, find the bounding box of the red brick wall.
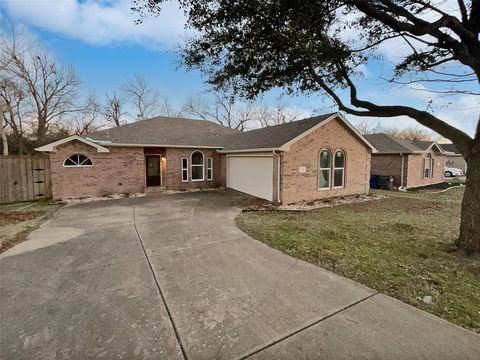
[370,154,405,188]
[164,148,224,190]
[406,152,445,188]
[49,141,145,199]
[281,118,371,204]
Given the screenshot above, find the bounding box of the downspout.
[399,153,405,190]
[273,150,281,204]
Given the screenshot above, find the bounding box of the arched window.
[424,153,432,178]
[191,151,204,181]
[63,154,92,167]
[318,149,332,189]
[333,150,346,188]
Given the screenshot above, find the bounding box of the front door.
[146,156,161,186]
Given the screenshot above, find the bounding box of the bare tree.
[104,92,126,127]
[384,127,434,141]
[255,104,302,128]
[122,74,159,121]
[183,91,253,131]
[0,20,20,155]
[158,95,185,117]
[0,79,27,154]
[70,94,105,135]
[2,28,81,144]
[355,120,387,135]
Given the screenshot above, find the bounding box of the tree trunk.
[36,117,47,145]
[457,141,480,254]
[0,104,8,156]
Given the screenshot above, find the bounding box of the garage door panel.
[227,156,273,201]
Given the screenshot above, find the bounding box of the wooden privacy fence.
[0,155,52,204]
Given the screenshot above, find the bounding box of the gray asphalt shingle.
[221,113,335,151]
[87,117,240,147]
[364,133,435,154]
[86,113,336,151]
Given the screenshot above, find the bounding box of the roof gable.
[36,135,110,153]
[220,113,376,153]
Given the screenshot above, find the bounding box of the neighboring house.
[36,113,376,204]
[440,143,467,174]
[365,133,446,189]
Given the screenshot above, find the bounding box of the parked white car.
[444,166,464,177]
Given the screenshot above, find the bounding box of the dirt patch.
[0,211,46,223]
[0,228,33,253]
[0,201,62,254]
[244,194,386,212]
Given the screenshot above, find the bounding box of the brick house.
[365,133,447,189]
[36,113,376,204]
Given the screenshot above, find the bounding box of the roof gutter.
[86,140,224,149]
[218,147,281,154]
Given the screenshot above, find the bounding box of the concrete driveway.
[1,189,479,360]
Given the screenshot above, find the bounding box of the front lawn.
[236,188,480,333]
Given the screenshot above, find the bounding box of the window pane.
[82,158,92,166]
[192,165,203,180]
[147,157,159,176]
[319,170,330,188]
[182,158,188,168]
[424,158,431,169]
[334,169,344,187]
[207,169,212,180]
[64,158,76,166]
[64,154,92,166]
[335,151,345,168]
[320,150,331,169]
[182,169,188,181]
[207,158,212,168]
[192,151,203,165]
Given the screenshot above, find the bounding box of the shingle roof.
[364,133,435,154]
[220,113,335,151]
[87,116,240,147]
[439,143,460,154]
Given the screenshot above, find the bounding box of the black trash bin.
[378,176,394,190]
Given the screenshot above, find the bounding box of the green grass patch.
[236,188,480,333]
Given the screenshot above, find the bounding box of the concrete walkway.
[1,190,479,359]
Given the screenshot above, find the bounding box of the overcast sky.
[1,0,478,137]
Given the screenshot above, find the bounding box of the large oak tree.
[133,0,480,253]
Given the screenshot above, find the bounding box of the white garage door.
[227,155,273,201]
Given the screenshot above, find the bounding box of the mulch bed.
[0,211,46,223]
[243,194,386,212]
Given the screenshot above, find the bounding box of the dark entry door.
[146,156,161,186]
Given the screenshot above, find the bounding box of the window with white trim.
[206,157,213,181]
[318,149,331,189]
[333,150,345,188]
[63,154,92,167]
[424,153,432,178]
[191,151,204,181]
[181,157,189,182]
